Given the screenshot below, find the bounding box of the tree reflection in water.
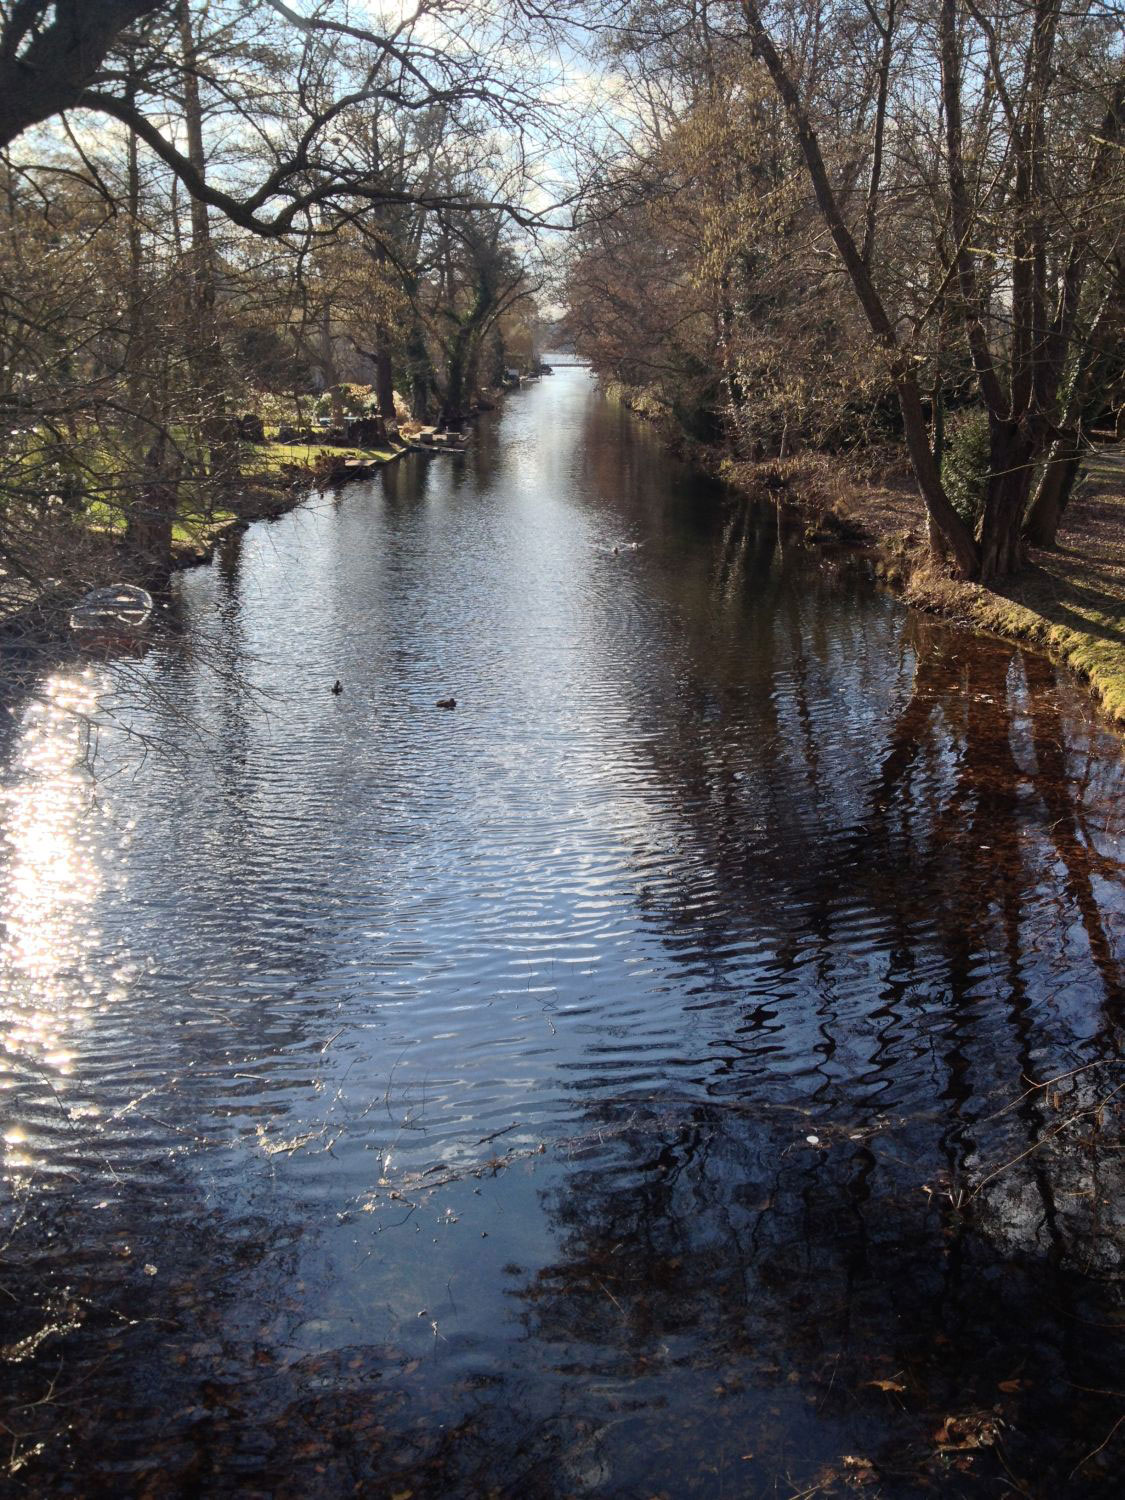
[501,616,1122,1498]
[0,407,1121,1496]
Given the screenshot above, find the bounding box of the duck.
[435,696,457,710]
[331,680,343,695]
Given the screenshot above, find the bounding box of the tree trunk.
[126,431,182,576]
[178,2,211,276]
[486,328,505,388]
[978,420,1033,581]
[123,84,150,465]
[440,331,470,430]
[1024,439,1082,548]
[741,1,980,579]
[366,239,398,422]
[1023,284,1119,547]
[407,318,432,419]
[464,335,487,417]
[931,376,944,478]
[439,268,496,430]
[178,0,236,500]
[897,377,979,577]
[0,1,164,150]
[372,335,396,422]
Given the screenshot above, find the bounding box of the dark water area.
[0,370,1122,1497]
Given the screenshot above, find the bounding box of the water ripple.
[1,373,1122,1495]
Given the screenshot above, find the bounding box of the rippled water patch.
[1,371,1122,1496]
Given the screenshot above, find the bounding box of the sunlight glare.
[0,675,104,1085]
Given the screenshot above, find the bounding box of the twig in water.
[593,1276,626,1319]
[1068,1411,1125,1479]
[966,1081,1123,1202]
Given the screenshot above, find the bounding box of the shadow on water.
[0,372,1121,1495]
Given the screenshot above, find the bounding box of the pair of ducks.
[331,680,456,710]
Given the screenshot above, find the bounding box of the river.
[1,369,1122,1496]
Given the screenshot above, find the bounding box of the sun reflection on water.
[0,673,105,1131]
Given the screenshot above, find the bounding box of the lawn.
[252,439,401,474]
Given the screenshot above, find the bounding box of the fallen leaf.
[934,1414,998,1450]
[841,1453,877,1486]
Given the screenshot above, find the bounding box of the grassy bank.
[723,444,1125,729]
[80,438,408,568]
[253,438,401,475]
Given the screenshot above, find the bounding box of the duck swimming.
[331,680,343,695]
[435,697,457,709]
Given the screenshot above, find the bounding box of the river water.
[1,370,1122,1496]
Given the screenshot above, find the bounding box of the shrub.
[943,408,991,530]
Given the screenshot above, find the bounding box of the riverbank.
[0,410,492,638]
[726,445,1125,730]
[602,381,1125,730]
[160,398,515,571]
[164,436,410,568]
[0,444,410,642]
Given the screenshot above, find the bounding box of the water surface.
[1,371,1122,1496]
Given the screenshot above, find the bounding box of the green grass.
[83,498,128,534]
[11,424,404,582]
[965,583,1125,724]
[83,498,238,542]
[172,509,238,546]
[253,440,399,474]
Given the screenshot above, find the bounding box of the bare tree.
[738,0,1123,579]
